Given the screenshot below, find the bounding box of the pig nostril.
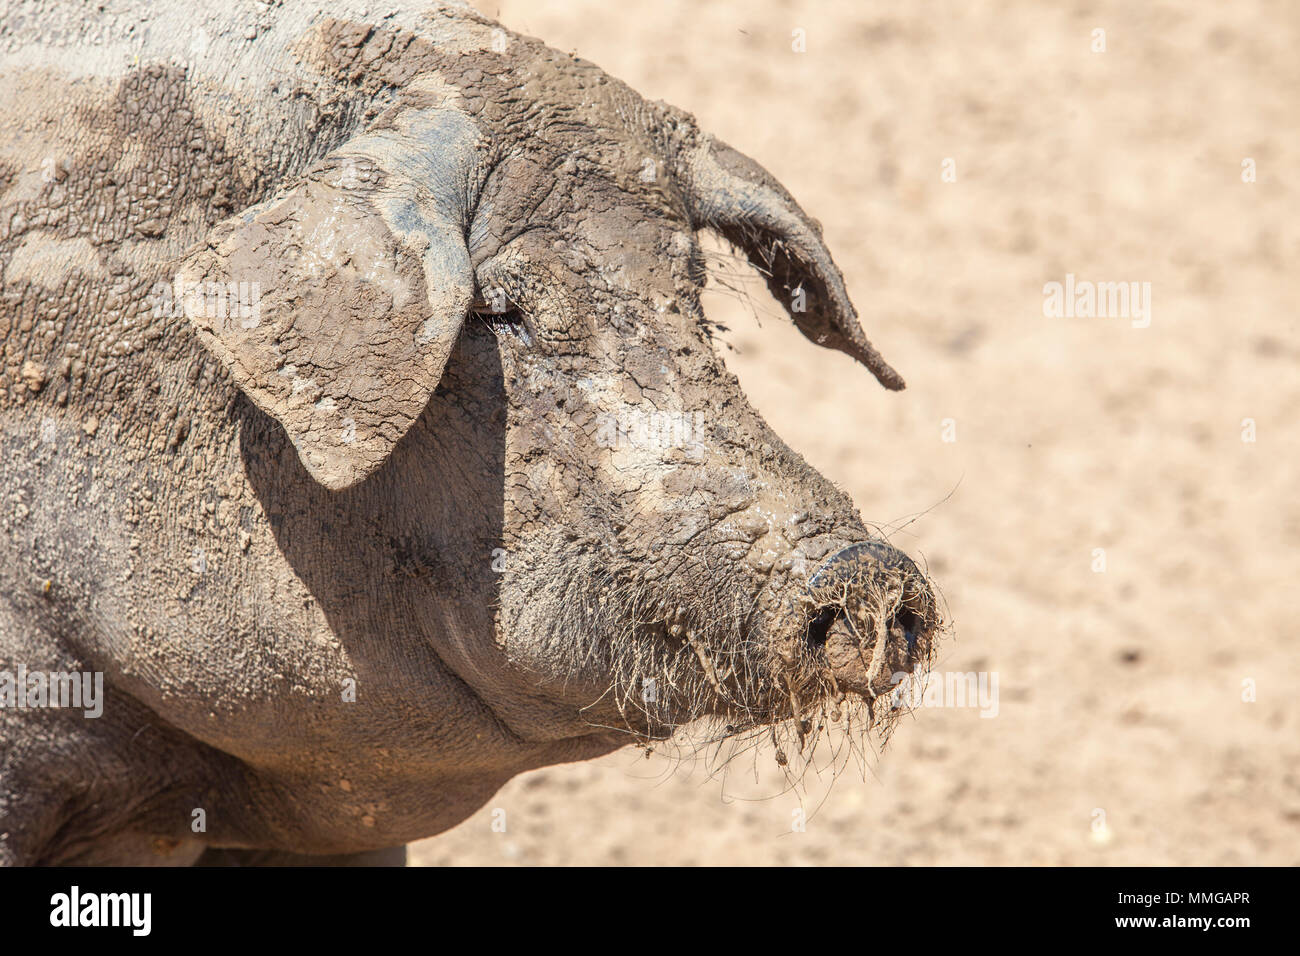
[892,605,922,653]
[805,605,840,649]
[892,582,935,655]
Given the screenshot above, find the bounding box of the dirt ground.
[409,0,1299,865]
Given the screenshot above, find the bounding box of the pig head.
[174,14,942,767]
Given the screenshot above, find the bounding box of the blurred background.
[410,0,1298,864]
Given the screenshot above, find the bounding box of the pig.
[0,0,939,864]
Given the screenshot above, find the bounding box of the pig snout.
[797,540,939,701]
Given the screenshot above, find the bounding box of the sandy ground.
[409,0,1299,865]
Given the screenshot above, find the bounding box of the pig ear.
[175,130,475,490]
[676,131,905,390]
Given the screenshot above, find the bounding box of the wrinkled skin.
[0,0,939,865]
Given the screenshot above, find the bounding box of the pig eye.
[470,289,533,346]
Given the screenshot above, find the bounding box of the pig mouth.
[503,532,941,752]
